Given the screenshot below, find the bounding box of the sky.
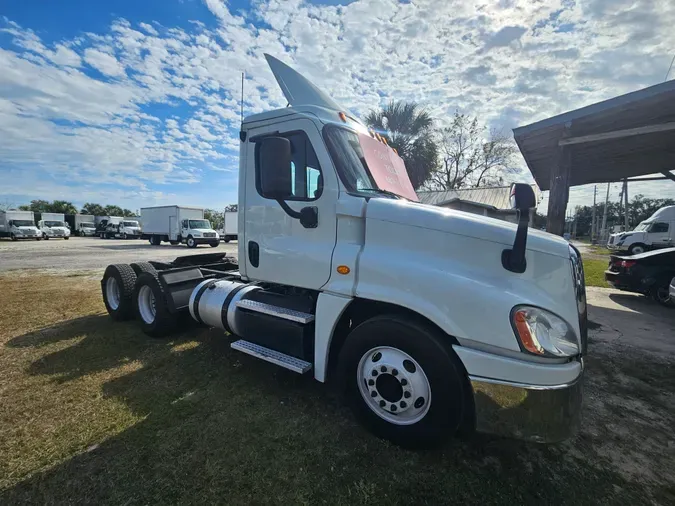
[1,0,674,214]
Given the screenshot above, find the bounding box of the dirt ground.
[0,263,673,503]
[0,237,238,272]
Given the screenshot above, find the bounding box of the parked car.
[604,248,675,307]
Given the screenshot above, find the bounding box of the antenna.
[665,54,675,82]
[240,72,244,126]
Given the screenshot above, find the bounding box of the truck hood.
[17,226,39,231]
[366,199,570,258]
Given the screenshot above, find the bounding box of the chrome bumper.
[470,369,583,443]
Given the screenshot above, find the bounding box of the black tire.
[628,243,646,255]
[64,236,69,240]
[101,264,137,321]
[10,233,17,242]
[209,241,219,248]
[44,236,50,240]
[133,271,177,338]
[36,237,42,241]
[224,238,231,243]
[150,235,161,246]
[123,233,128,240]
[130,262,156,276]
[186,236,197,248]
[169,240,179,246]
[651,280,674,308]
[338,315,469,449]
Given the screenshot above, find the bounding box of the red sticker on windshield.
[358,133,419,201]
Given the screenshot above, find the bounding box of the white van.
[608,206,675,254]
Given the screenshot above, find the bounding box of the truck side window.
[256,131,323,201]
[649,222,669,233]
[182,220,188,229]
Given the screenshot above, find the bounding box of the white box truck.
[222,211,238,243]
[140,206,219,248]
[100,55,586,448]
[0,210,42,241]
[99,217,142,239]
[38,212,70,240]
[66,214,96,236]
[607,205,675,255]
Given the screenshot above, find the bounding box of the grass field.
[1,271,673,505]
[582,257,610,288]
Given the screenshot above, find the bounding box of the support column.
[546,126,572,236]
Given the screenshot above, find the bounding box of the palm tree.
[365,101,438,189]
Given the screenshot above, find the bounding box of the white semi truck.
[607,206,675,255]
[222,210,238,243]
[66,214,97,236]
[0,210,42,241]
[140,206,220,248]
[38,212,70,240]
[100,55,586,447]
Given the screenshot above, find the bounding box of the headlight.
[192,232,201,237]
[511,306,579,357]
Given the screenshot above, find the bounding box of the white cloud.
[1,0,674,210]
[83,48,126,77]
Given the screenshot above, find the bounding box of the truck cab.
[38,213,70,240]
[179,218,218,247]
[608,206,675,255]
[115,219,142,239]
[100,54,586,447]
[0,210,41,241]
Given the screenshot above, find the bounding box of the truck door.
[648,222,671,248]
[242,118,338,290]
[180,219,189,241]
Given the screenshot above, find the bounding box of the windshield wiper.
[358,188,407,200]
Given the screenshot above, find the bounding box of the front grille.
[203,232,216,238]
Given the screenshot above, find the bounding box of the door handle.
[248,241,259,267]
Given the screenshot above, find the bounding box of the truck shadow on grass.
[2,317,670,505]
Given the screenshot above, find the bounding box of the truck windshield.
[188,220,211,229]
[323,125,418,201]
[633,222,649,231]
[82,223,95,228]
[122,221,139,227]
[12,220,34,227]
[45,221,65,227]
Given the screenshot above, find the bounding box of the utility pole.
[591,185,597,243]
[600,182,610,243]
[623,179,629,230]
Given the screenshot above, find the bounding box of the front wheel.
[338,315,469,448]
[123,233,128,240]
[64,236,69,240]
[10,234,17,242]
[186,236,197,248]
[209,241,219,248]
[652,281,674,308]
[628,243,646,255]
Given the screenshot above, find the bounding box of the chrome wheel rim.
[631,246,645,254]
[188,238,195,247]
[106,277,121,310]
[357,346,431,425]
[138,285,157,324]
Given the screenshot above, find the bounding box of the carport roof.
[513,79,675,190]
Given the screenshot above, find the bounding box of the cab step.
[235,299,315,324]
[231,340,312,374]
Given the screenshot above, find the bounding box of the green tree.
[18,200,50,212]
[427,112,517,190]
[103,205,125,216]
[122,209,136,217]
[49,200,78,215]
[81,203,106,215]
[365,101,438,189]
[204,209,224,230]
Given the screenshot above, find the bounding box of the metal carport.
[513,79,675,235]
